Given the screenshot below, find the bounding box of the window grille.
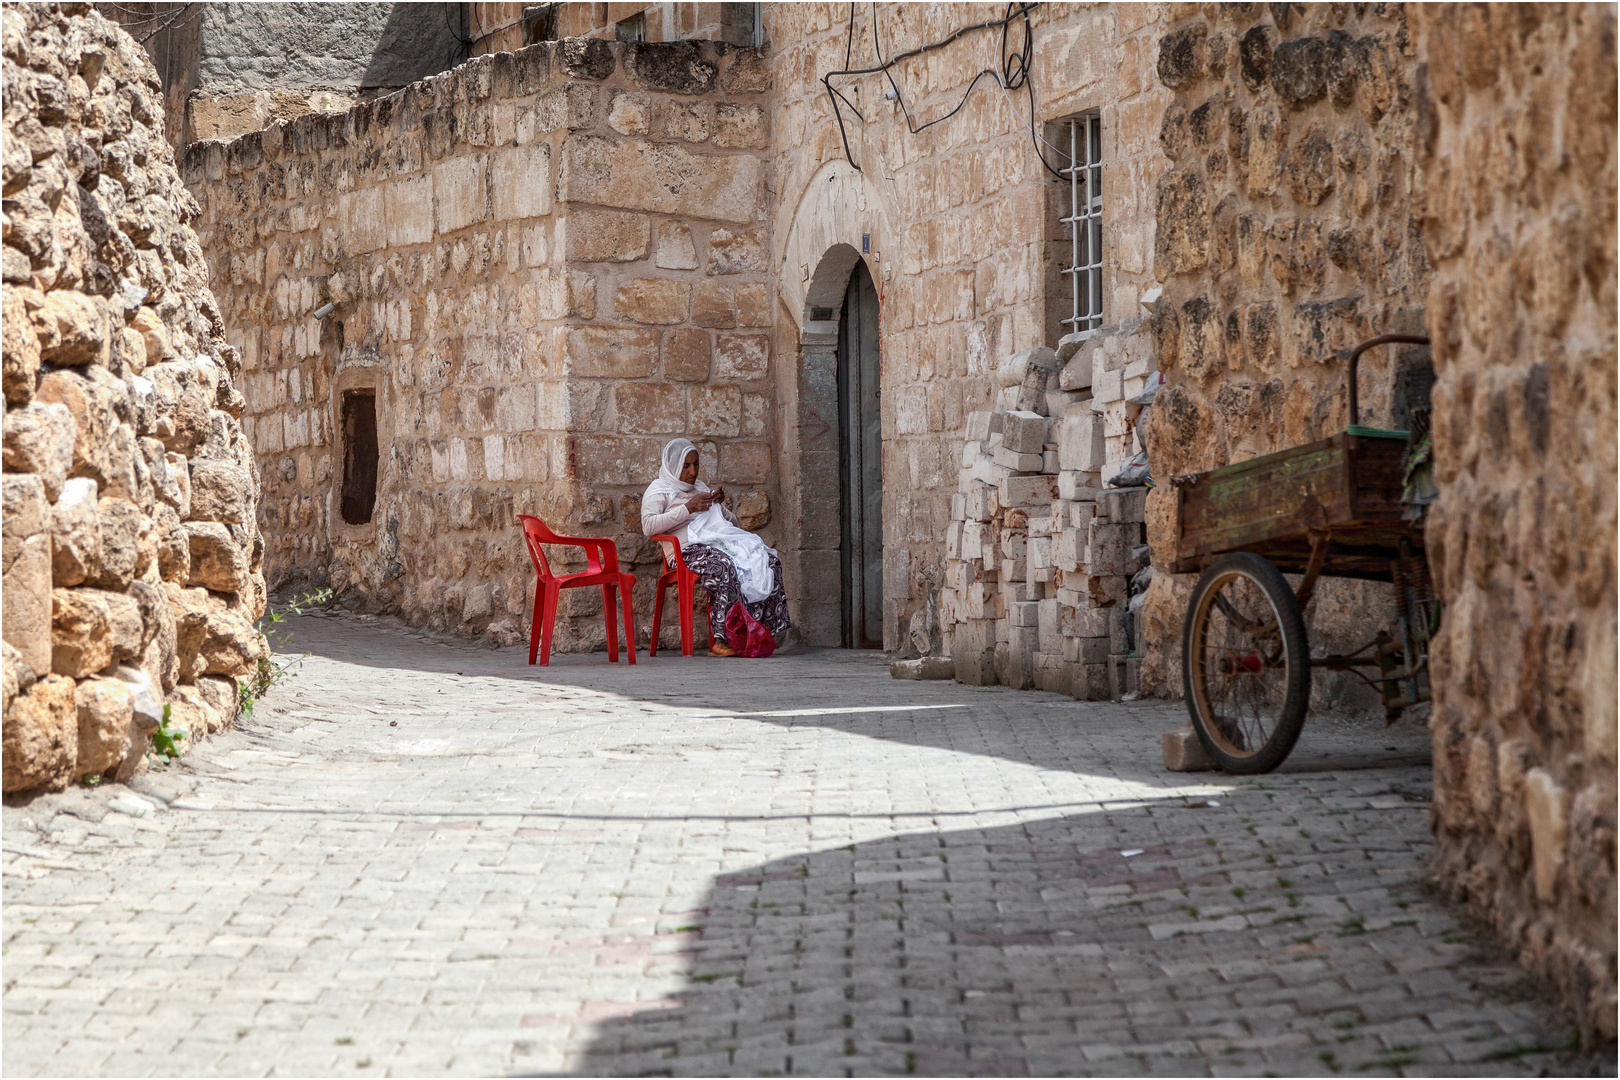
[1060,113,1103,336]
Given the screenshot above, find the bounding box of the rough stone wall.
[1137,3,1429,701]
[1410,3,1617,1045]
[2,3,265,794]
[186,39,774,651]
[765,3,1170,648]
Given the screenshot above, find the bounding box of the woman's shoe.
[708,641,735,657]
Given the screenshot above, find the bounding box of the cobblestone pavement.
[3,611,1589,1077]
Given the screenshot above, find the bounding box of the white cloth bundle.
[685,504,777,602]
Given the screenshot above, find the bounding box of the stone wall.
[765,3,1171,649]
[3,3,265,793]
[1411,3,1617,1045]
[1137,3,1430,701]
[186,39,775,651]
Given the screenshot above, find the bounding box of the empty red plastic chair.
[518,514,637,666]
[649,534,703,657]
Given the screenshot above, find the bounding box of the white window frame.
[1059,113,1103,337]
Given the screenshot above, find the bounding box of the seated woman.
[641,438,790,657]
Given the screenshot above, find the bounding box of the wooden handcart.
[1170,335,1438,773]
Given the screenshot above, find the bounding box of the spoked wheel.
[1182,552,1311,773]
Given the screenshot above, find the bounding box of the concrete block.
[1037,598,1060,650]
[1072,606,1110,638]
[1098,486,1150,524]
[891,656,956,680]
[999,474,1058,507]
[1010,601,1040,628]
[1163,727,1215,771]
[961,521,986,561]
[1086,521,1133,576]
[1000,557,1026,582]
[968,483,997,521]
[995,347,1058,389]
[1028,535,1052,572]
[1058,471,1103,501]
[972,455,1012,486]
[992,445,1044,473]
[1046,389,1088,416]
[945,520,963,560]
[1008,624,1037,690]
[952,619,997,686]
[1033,654,1071,694]
[961,440,982,468]
[1059,411,1107,472]
[1110,606,1133,655]
[1093,367,1124,403]
[966,410,994,442]
[1074,662,1110,701]
[950,493,966,521]
[1001,410,1048,455]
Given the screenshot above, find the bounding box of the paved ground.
[2,610,1592,1077]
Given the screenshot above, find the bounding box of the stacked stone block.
[2,3,265,794]
[184,39,773,652]
[941,348,1151,700]
[1410,3,1616,1045]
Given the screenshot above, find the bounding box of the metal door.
[838,261,883,649]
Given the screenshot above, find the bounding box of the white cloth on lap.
[685,504,777,602]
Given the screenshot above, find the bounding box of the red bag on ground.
[723,600,776,658]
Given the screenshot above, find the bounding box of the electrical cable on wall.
[822,2,1065,182]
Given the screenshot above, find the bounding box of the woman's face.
[679,450,699,484]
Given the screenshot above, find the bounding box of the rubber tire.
[1182,552,1311,774]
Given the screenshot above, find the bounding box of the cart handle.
[1346,334,1430,428]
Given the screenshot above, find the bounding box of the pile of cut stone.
[937,326,1156,699]
[2,4,265,793]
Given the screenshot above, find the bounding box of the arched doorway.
[838,260,882,648]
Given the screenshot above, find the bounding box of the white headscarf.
[646,437,704,502]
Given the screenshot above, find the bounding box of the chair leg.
[538,583,561,666]
[602,583,619,662]
[528,580,544,665]
[650,578,666,657]
[620,574,638,665]
[678,572,695,657]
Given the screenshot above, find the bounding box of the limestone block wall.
[1137,3,1429,701]
[765,3,1170,649]
[1410,3,1617,1045]
[2,3,265,794]
[186,39,774,651]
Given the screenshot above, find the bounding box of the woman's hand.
[710,484,726,504]
[685,491,715,513]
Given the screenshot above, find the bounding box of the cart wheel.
[1182,552,1311,774]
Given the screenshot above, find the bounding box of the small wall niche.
[340,389,378,526]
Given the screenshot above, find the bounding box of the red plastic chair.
[518,514,637,667]
[650,534,704,657]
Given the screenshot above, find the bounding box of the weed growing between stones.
[151,705,186,759]
[240,589,334,718]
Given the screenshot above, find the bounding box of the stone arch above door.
[774,161,897,646]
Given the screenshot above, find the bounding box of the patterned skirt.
[681,543,791,646]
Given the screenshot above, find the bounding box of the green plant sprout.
[151,704,187,759]
[240,588,334,717]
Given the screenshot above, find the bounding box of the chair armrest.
[651,534,683,569]
[545,533,621,574]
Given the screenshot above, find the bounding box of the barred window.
[1059,113,1103,336]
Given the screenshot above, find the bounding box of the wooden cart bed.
[1171,430,1424,583]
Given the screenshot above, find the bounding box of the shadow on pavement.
[560,796,1569,1078]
